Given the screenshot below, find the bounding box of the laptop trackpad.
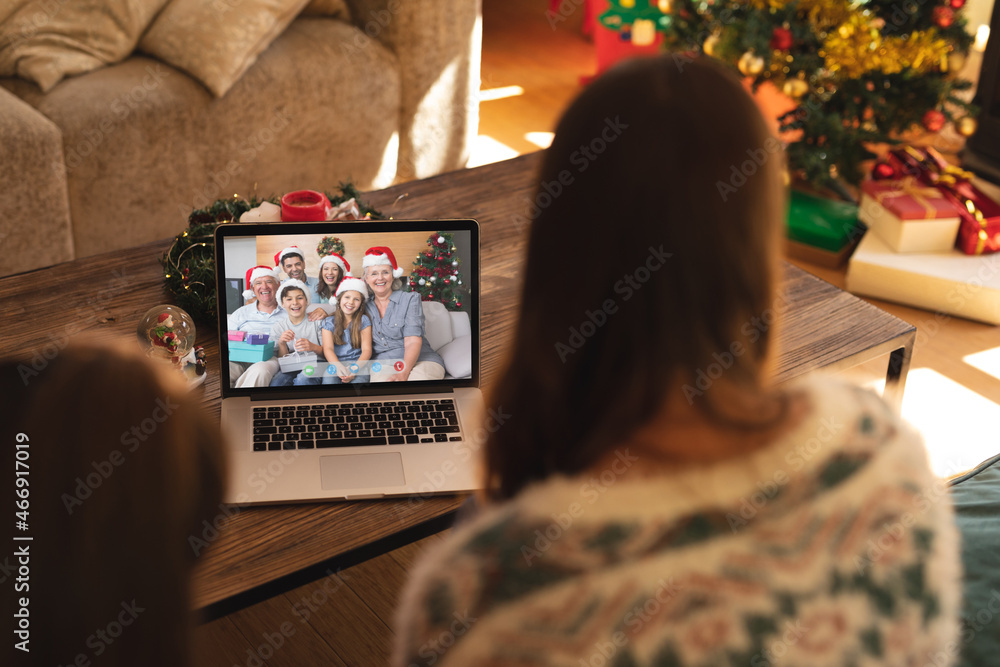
[319,453,405,490]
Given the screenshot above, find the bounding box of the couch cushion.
[4,17,400,260]
[421,300,453,352]
[437,334,472,379]
[138,0,311,97]
[0,0,168,92]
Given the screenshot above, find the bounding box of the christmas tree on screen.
[601,0,978,188]
[408,232,466,311]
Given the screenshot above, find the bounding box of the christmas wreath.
[161,184,382,324]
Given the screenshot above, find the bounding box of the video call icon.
[371,362,382,372]
[349,363,360,374]
[302,365,315,376]
[394,361,405,372]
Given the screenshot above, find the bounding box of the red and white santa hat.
[362,246,403,278]
[277,278,311,304]
[318,253,349,275]
[243,265,278,301]
[335,275,368,300]
[274,246,305,269]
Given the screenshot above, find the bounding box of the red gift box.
[889,146,1000,255]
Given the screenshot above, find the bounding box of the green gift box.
[786,189,864,252]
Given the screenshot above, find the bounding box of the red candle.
[280,190,331,221]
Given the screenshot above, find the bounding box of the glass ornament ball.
[136,305,196,365]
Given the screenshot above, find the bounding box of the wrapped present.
[229,340,274,363]
[227,330,246,342]
[889,146,1000,255]
[858,177,962,253]
[784,189,864,267]
[277,351,318,373]
[246,332,270,345]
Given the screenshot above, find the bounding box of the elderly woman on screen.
[362,246,445,382]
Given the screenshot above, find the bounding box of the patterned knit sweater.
[392,376,961,667]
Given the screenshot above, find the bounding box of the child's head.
[335,276,368,317]
[0,339,226,665]
[485,55,786,499]
[278,280,310,318]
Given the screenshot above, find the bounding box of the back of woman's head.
[0,340,226,666]
[485,54,786,500]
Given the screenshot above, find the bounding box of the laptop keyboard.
[251,399,461,451]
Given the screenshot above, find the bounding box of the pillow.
[138,0,311,97]
[0,0,169,92]
[421,300,453,353]
[301,0,349,17]
[437,335,472,379]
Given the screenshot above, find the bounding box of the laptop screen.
[215,219,479,398]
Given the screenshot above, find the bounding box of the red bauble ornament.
[872,161,897,180]
[456,302,462,308]
[933,6,954,27]
[770,27,793,51]
[922,109,946,132]
[949,0,965,8]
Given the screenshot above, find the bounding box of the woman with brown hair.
[1,340,226,667]
[392,55,960,666]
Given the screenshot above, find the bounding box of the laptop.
[215,218,484,505]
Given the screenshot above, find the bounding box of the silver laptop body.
[215,219,484,504]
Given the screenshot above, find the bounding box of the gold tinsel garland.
[738,0,951,81]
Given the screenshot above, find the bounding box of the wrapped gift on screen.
[784,190,864,267]
[229,340,275,363]
[227,330,246,342]
[277,350,318,373]
[246,332,270,345]
[858,178,963,253]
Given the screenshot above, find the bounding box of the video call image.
[223,229,473,389]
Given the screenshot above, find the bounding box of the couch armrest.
[449,310,471,338]
[343,0,481,180]
[0,86,73,276]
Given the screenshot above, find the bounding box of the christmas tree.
[408,232,467,311]
[599,0,977,188]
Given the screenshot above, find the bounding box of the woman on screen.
[362,246,445,381]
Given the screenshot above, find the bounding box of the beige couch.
[0,0,481,277]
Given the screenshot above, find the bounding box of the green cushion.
[948,453,1000,667]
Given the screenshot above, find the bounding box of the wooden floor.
[195,0,1000,663]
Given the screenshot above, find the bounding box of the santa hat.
[274,246,304,268]
[319,253,349,275]
[362,246,403,278]
[243,266,278,301]
[335,275,368,300]
[277,279,311,304]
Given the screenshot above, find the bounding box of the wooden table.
[0,152,915,620]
